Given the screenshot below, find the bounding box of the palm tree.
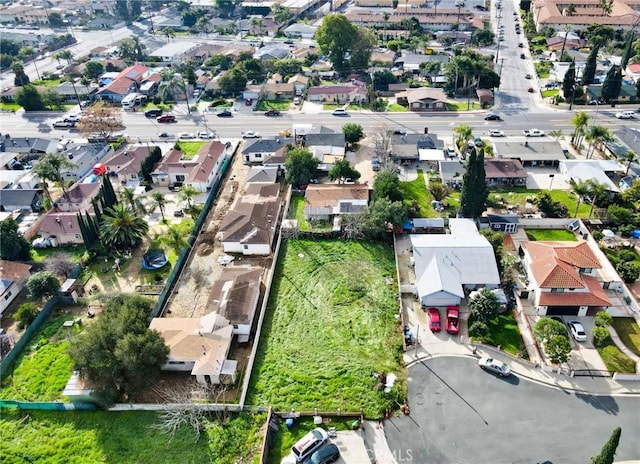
[162,226,188,252]
[130,36,146,60]
[565,3,576,15]
[158,72,186,103]
[585,125,613,159]
[570,111,589,147]
[31,153,74,198]
[178,185,199,209]
[250,17,264,36]
[571,180,591,217]
[453,124,473,154]
[625,150,637,176]
[548,130,563,141]
[382,12,390,42]
[100,204,149,251]
[599,0,613,15]
[429,183,452,202]
[119,187,146,215]
[150,191,168,222]
[57,50,74,66]
[160,27,176,42]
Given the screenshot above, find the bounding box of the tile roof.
[304,185,369,209]
[539,275,611,306]
[525,241,603,289]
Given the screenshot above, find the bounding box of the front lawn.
[0,102,20,112]
[542,89,559,98]
[534,61,553,78]
[471,312,528,358]
[0,410,266,464]
[0,306,81,401]
[256,100,291,111]
[387,103,407,112]
[525,229,577,241]
[288,193,333,232]
[596,340,637,374]
[30,245,87,263]
[174,141,205,160]
[399,170,438,218]
[446,101,482,111]
[247,239,404,418]
[611,318,640,357]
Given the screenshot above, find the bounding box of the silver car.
[567,320,587,342]
[479,357,511,377]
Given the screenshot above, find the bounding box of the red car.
[156,115,176,123]
[446,306,460,334]
[427,307,441,332]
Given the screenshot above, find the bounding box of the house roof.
[524,241,607,296]
[560,159,623,192]
[104,145,155,177]
[186,141,227,183]
[0,135,58,153]
[304,185,369,209]
[411,219,501,300]
[614,127,640,154]
[493,140,566,161]
[0,189,40,206]
[538,275,611,306]
[587,84,638,99]
[242,138,290,155]
[246,166,278,183]
[484,159,527,179]
[395,87,448,103]
[207,267,262,325]
[39,212,81,236]
[307,82,367,97]
[439,160,466,182]
[150,41,199,58]
[487,214,519,224]
[305,133,346,147]
[56,183,101,205]
[0,260,31,292]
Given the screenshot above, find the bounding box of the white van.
[332,108,348,116]
[291,428,328,462]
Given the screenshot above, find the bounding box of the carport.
[545,306,580,316]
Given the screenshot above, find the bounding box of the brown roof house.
[149,313,236,385]
[396,87,448,112]
[217,184,282,256]
[151,141,232,193]
[0,260,31,315]
[520,241,611,316]
[484,159,527,187]
[104,145,158,186]
[38,211,83,246]
[207,267,262,342]
[307,81,368,104]
[54,182,101,212]
[304,184,369,221]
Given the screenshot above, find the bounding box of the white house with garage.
[410,219,500,307]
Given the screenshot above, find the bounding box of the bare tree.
[370,124,395,168]
[45,252,76,278]
[76,102,124,139]
[188,265,210,317]
[341,212,366,240]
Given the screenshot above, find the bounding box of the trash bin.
[285,418,294,429]
[424,127,429,134]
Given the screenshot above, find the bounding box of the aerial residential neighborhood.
[1,0,640,462]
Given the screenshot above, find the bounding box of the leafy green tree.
[607,204,632,226]
[563,59,576,99]
[469,320,489,338]
[342,123,364,148]
[115,0,130,20]
[584,24,613,47]
[272,59,303,78]
[362,197,408,239]
[616,262,640,283]
[460,147,488,218]
[591,427,622,464]
[315,14,359,71]
[237,57,265,82]
[622,179,640,203]
[535,191,569,218]
[218,68,248,96]
[272,4,293,24]
[469,287,500,323]
[12,61,29,86]
[601,65,622,103]
[27,271,61,300]
[177,185,199,209]
[84,61,105,80]
[100,204,149,252]
[284,148,319,186]
[453,124,473,153]
[15,84,45,111]
[591,326,610,347]
[140,147,162,183]
[68,294,169,405]
[158,72,187,103]
[533,318,568,344]
[471,28,495,46]
[48,12,65,27]
[184,63,197,86]
[350,27,376,71]
[621,32,635,69]
[0,218,31,261]
[328,159,361,184]
[582,45,600,85]
[373,170,402,202]
[15,302,39,327]
[42,88,65,111]
[163,226,188,252]
[32,153,75,197]
[544,336,572,364]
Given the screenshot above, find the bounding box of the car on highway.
[158,132,174,139]
[484,113,502,121]
[217,110,233,118]
[265,109,281,116]
[427,307,441,332]
[488,129,505,137]
[518,43,524,48]
[615,111,635,119]
[242,131,261,139]
[157,115,176,123]
[520,53,526,59]
[179,132,196,140]
[567,320,587,342]
[446,306,460,334]
[527,87,535,93]
[478,357,511,377]
[52,120,75,128]
[304,443,340,464]
[197,131,216,139]
[64,114,81,123]
[145,108,163,118]
[332,108,348,116]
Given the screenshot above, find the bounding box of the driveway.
[385,357,640,464]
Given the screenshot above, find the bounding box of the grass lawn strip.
[596,340,637,374]
[0,410,265,464]
[247,239,404,417]
[471,312,528,358]
[30,245,87,263]
[525,229,577,242]
[0,309,80,402]
[175,141,205,160]
[610,318,640,358]
[288,193,332,232]
[399,170,438,218]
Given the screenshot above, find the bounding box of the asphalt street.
[384,357,640,464]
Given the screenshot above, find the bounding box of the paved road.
[384,357,640,464]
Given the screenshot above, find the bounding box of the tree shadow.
[574,393,619,415]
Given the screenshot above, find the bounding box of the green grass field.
[471,312,528,358]
[174,141,205,160]
[486,188,591,217]
[247,239,404,418]
[256,100,291,111]
[525,229,577,242]
[399,170,438,218]
[31,245,87,263]
[386,103,407,112]
[288,193,333,232]
[446,101,482,111]
[0,308,81,401]
[596,341,637,374]
[611,318,640,357]
[0,410,265,464]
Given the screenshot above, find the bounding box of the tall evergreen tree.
[620,32,634,70]
[582,45,600,85]
[601,65,622,103]
[563,59,576,99]
[591,427,621,464]
[460,147,488,218]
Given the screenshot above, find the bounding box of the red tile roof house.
[94,65,150,103]
[521,241,611,317]
[0,260,32,316]
[307,81,368,104]
[150,142,232,193]
[38,211,84,245]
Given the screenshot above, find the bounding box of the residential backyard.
[247,239,404,418]
[399,170,439,218]
[288,193,333,232]
[525,229,577,242]
[0,410,266,464]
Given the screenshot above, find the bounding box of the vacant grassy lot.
[446,101,482,111]
[0,410,265,464]
[31,245,87,263]
[256,100,291,111]
[611,318,640,357]
[247,240,404,418]
[597,341,637,374]
[525,229,577,242]
[387,103,407,112]
[399,170,438,218]
[0,307,82,401]
[471,312,528,358]
[288,193,333,232]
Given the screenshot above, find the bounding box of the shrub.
[594,311,613,327]
[592,230,604,241]
[469,320,489,338]
[591,326,610,347]
[618,250,637,262]
[618,224,635,238]
[15,302,39,327]
[616,261,640,283]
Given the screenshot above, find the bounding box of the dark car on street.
[217,110,233,118]
[145,108,163,118]
[484,113,502,121]
[265,109,281,116]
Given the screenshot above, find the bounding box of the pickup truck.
[523,129,545,137]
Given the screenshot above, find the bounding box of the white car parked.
[488,129,505,137]
[567,320,587,342]
[478,357,511,377]
[615,111,635,119]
